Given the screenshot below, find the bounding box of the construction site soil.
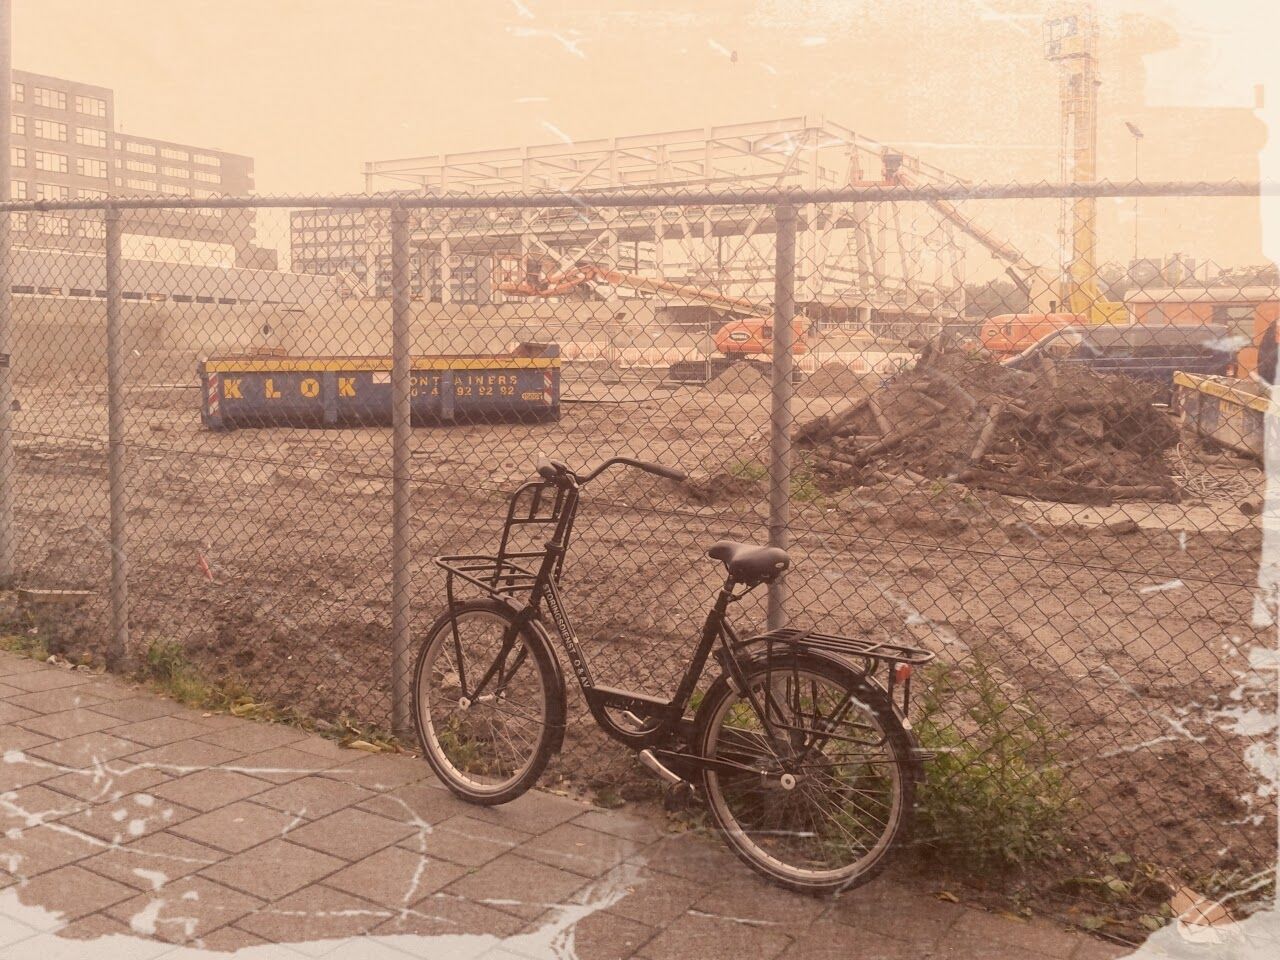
[796,340,1181,503]
[6,353,1273,932]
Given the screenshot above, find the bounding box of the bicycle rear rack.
[745,627,935,667]
[739,627,936,712]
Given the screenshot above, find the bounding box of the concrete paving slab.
[0,649,1135,960]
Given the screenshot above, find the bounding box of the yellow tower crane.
[1044,3,1127,324]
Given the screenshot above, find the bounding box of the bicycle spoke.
[417,607,551,796]
[704,663,907,886]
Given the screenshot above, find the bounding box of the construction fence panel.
[784,189,1276,929]
[0,183,1274,939]
[399,199,786,790]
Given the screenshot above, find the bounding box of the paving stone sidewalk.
[0,650,1130,959]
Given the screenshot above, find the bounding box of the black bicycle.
[412,457,934,895]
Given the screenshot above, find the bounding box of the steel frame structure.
[360,117,969,315]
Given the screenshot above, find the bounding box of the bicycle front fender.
[512,609,568,757]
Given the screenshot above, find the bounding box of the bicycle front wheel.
[412,599,562,805]
[695,653,916,895]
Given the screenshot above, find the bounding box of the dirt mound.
[709,362,770,394]
[800,361,872,398]
[794,337,1180,504]
[679,470,763,505]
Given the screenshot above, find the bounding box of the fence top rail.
[0,179,1275,214]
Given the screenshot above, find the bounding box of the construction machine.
[887,157,1060,316]
[875,2,1127,346]
[1043,2,1128,325]
[497,257,810,378]
[885,155,1122,357]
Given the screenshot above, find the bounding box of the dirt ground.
[5,322,1275,932]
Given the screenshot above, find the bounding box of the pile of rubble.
[794,337,1180,504]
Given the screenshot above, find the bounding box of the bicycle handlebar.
[536,456,687,486]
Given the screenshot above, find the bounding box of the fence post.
[767,202,797,631]
[104,206,131,671]
[390,204,414,736]
[0,0,13,587]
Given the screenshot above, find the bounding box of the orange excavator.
[497,257,809,363]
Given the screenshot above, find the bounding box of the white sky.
[15,0,1280,269]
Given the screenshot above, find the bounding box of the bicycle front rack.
[435,478,574,601]
[435,554,544,600]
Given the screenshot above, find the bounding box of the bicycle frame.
[520,478,744,750]
[427,462,935,894]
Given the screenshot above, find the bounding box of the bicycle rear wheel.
[412,599,562,805]
[695,653,916,895]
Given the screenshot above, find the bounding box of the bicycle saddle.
[707,540,790,585]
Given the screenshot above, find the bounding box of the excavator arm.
[890,156,1124,323]
[497,256,807,357]
[889,161,1061,314]
[497,258,767,317]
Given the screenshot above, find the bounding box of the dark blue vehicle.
[1004,323,1237,401]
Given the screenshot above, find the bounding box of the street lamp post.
[1124,121,1144,263]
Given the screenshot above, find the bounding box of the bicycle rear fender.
[721,645,929,784]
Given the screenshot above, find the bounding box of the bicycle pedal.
[663,780,697,813]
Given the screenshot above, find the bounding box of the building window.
[77,217,106,239]
[193,153,220,166]
[125,140,157,156]
[35,182,69,201]
[193,170,221,184]
[75,126,107,148]
[33,151,68,173]
[77,187,107,199]
[33,118,68,141]
[76,157,108,179]
[11,81,23,102]
[158,182,190,195]
[10,180,27,199]
[35,215,71,236]
[162,165,191,179]
[33,87,67,110]
[11,212,28,231]
[125,178,157,191]
[125,159,156,173]
[74,95,107,118]
[10,115,23,136]
[192,188,217,198]
[160,147,190,161]
[1211,303,1258,342]
[10,146,24,167]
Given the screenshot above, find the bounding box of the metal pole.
[104,206,131,670]
[767,203,797,630]
[1132,135,1140,260]
[0,0,14,586]
[390,204,413,735]
[0,180,1274,213]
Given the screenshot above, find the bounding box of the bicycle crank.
[638,748,684,786]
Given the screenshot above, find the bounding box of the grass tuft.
[913,654,1075,872]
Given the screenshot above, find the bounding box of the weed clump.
[913,654,1075,871]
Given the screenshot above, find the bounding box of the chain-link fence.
[1,181,1275,937]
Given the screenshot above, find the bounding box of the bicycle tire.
[412,598,564,805]
[695,652,916,896]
